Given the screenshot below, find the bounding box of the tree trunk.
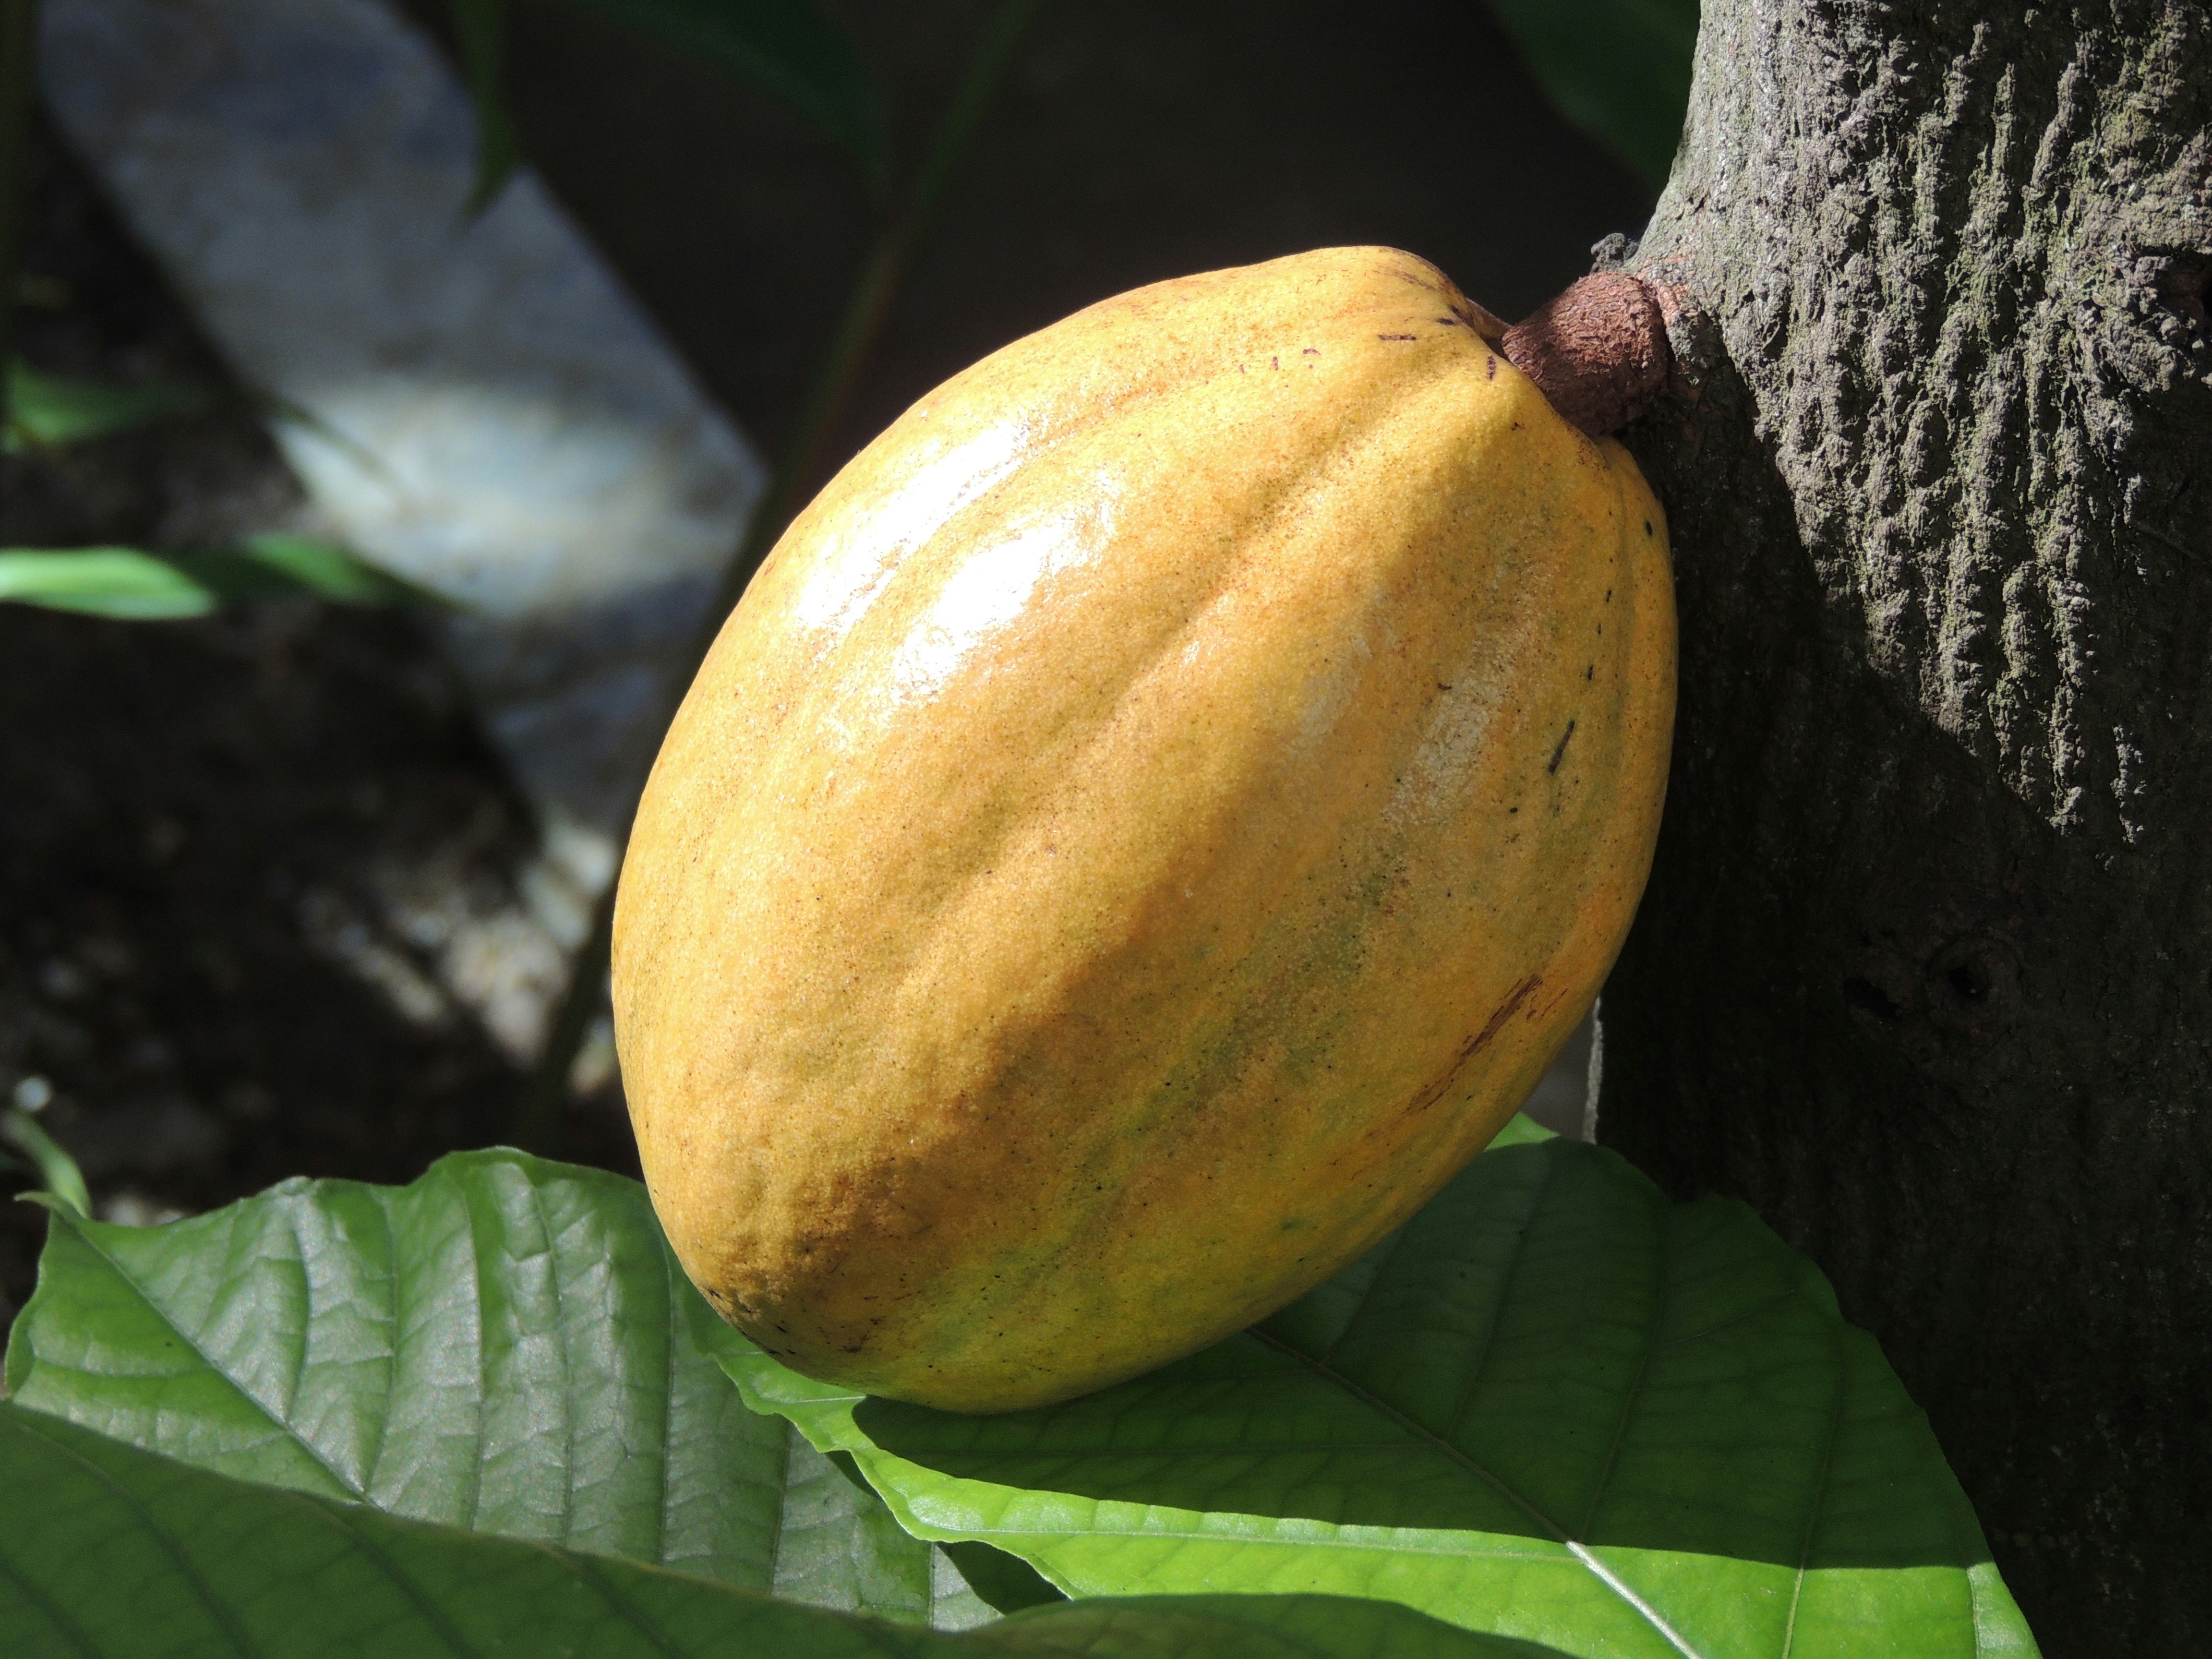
[1598,3,2211,1651]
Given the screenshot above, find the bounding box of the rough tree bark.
[1596,3,2210,1651]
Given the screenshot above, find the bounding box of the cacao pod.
[613,246,1675,1411]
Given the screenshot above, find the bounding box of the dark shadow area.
[406,0,1652,480]
[0,602,543,1268]
[1605,315,2212,1651]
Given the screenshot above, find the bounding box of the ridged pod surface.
[613,247,1675,1411]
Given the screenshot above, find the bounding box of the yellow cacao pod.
[613,246,1674,1412]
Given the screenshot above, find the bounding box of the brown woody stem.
[1501,272,1671,439]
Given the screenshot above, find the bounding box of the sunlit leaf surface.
[727,1130,2038,1659]
[4,1150,996,1626]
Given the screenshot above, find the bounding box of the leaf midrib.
[0,1520,103,1658]
[358,1191,403,1503]
[876,1482,1570,1563]
[11,1407,275,1659]
[1573,1191,1670,1540]
[1240,1327,1710,1658]
[1238,1145,1720,1659]
[1779,1326,1851,1659]
[524,1176,580,1547]
[1244,1326,1565,1544]
[51,1212,369,1503]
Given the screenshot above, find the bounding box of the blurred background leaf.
[1483,0,1698,189]
[453,0,887,207]
[4,360,204,450]
[452,0,527,206]
[0,548,218,618]
[0,1110,89,1217]
[0,539,450,619]
[216,534,457,608]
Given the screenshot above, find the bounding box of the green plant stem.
[513,0,1047,1153]
[2,1106,89,1216]
[0,0,40,441]
[451,0,525,210]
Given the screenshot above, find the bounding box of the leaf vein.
[1437,1144,1564,1448]
[1320,1227,1413,1364]
[57,1214,365,1500]
[559,1545,695,1658]
[11,1410,274,1659]
[1565,1541,1705,1659]
[277,1198,315,1429]
[457,1170,493,1534]
[358,1190,401,1502]
[1781,1323,1850,1659]
[305,1494,483,1657]
[1245,1325,1565,1543]
[0,1522,103,1657]
[653,1230,679,1570]
[524,1176,579,1546]
[1572,1186,1670,1541]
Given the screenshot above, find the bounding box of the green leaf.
[726,1134,2039,1659]
[0,548,218,618]
[0,1123,89,1217]
[0,1109,90,1216]
[562,0,887,189]
[222,533,458,607]
[5,361,205,450]
[0,540,451,618]
[0,1403,1555,1658]
[452,0,527,208]
[1484,0,1699,189]
[1,1149,990,1627]
[448,1,885,205]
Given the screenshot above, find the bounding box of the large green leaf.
[0,1403,1560,1658]
[725,1128,2038,1659]
[2,1150,998,1626]
[1484,0,1699,189]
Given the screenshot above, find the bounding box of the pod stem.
[1501,273,1671,439]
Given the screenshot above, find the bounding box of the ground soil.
[0,3,1643,1325]
[0,114,640,1322]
